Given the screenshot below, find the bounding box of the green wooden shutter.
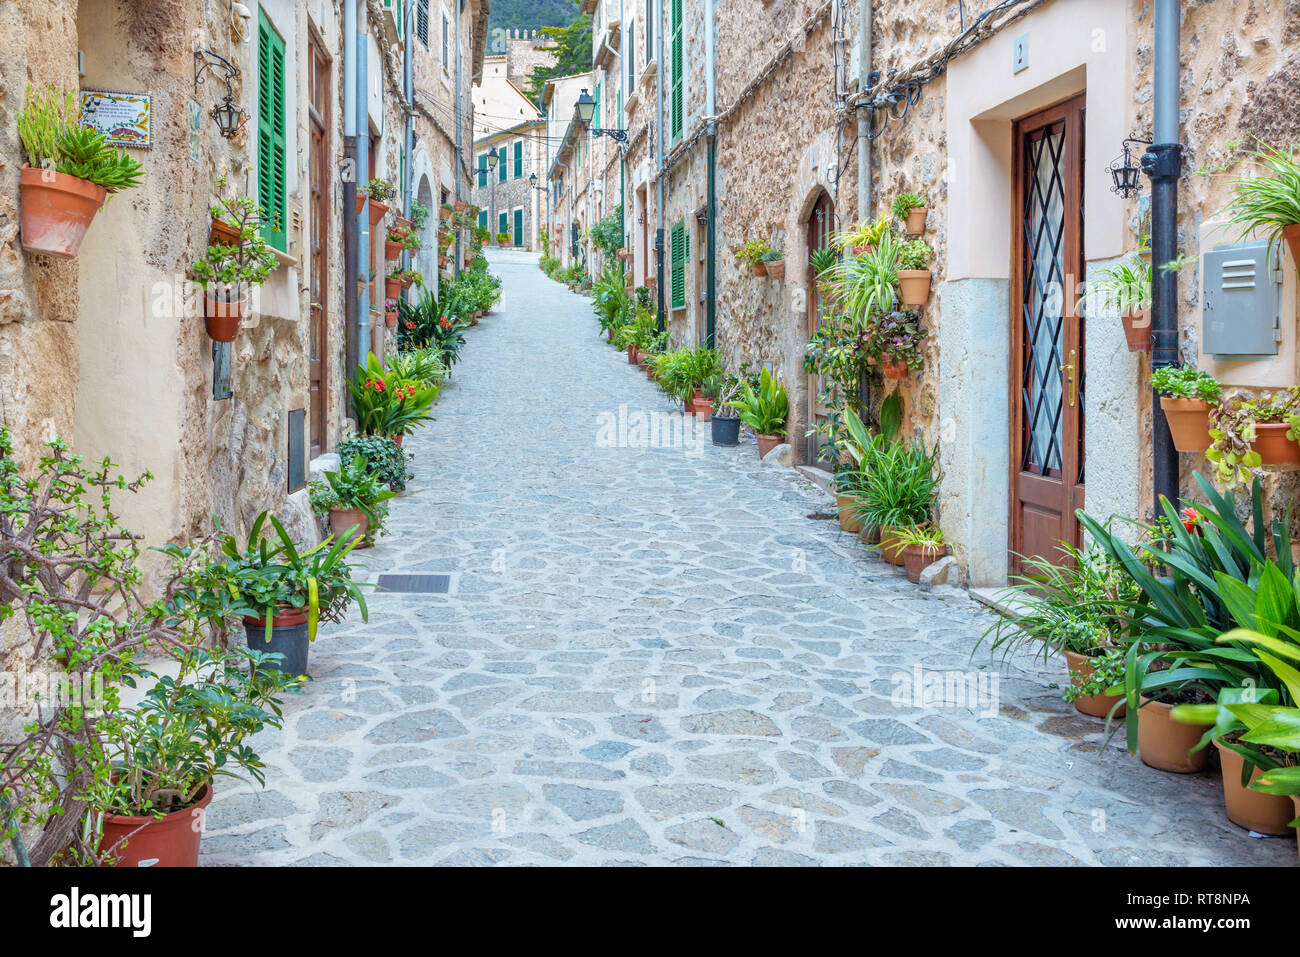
[670,220,686,309]
[478,154,487,187]
[513,208,523,245]
[513,139,523,178]
[498,211,508,236]
[478,209,487,230]
[670,0,683,143]
[498,148,507,182]
[257,10,287,251]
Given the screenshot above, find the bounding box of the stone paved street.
[200,249,1296,867]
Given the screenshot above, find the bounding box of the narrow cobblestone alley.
[199,250,1293,867]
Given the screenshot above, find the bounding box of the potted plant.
[366,177,395,225]
[347,351,439,443]
[496,231,511,246]
[892,192,928,234]
[309,453,396,547]
[17,83,144,257]
[732,366,788,458]
[1091,258,1153,352]
[856,439,939,566]
[811,246,839,304]
[892,522,950,585]
[385,298,398,328]
[1151,366,1221,454]
[762,248,785,281]
[1221,138,1300,270]
[831,213,891,256]
[897,238,933,307]
[736,239,771,277]
[209,511,369,677]
[191,177,278,342]
[1207,387,1300,486]
[385,228,404,261]
[866,309,927,380]
[706,372,743,446]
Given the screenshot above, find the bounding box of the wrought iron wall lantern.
[574,89,629,147]
[1107,136,1152,198]
[194,48,247,139]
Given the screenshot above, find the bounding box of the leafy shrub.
[338,432,412,491]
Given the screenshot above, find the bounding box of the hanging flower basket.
[19,165,107,258]
[765,259,785,281]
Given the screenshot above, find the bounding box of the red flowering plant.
[346,351,438,438]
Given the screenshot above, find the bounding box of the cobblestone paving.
[201,249,1296,866]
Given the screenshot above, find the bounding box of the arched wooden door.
[805,190,835,464]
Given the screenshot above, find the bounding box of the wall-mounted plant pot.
[905,205,929,234]
[765,259,785,280]
[100,781,212,868]
[368,200,390,227]
[754,432,783,459]
[711,414,740,446]
[1159,396,1212,453]
[1121,310,1151,352]
[881,359,910,380]
[1137,697,1210,773]
[356,192,368,215]
[438,254,450,268]
[898,269,932,307]
[1285,224,1300,271]
[385,310,397,328]
[398,275,414,288]
[1063,650,1126,719]
[835,492,863,533]
[751,261,767,278]
[1213,739,1296,835]
[384,239,401,261]
[393,214,413,232]
[455,200,468,212]
[617,248,631,261]
[329,508,371,548]
[1251,422,1300,466]
[877,526,907,566]
[902,543,947,584]
[852,244,875,256]
[203,289,247,342]
[209,216,241,246]
[19,165,107,258]
[385,277,401,299]
[243,607,311,676]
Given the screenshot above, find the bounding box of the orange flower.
[1180,506,1201,533]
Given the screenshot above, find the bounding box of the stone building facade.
[546,0,1300,587]
[471,55,546,249]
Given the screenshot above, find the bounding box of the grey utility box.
[1201,241,1283,358]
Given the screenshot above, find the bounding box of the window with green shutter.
[498,211,508,236]
[498,147,507,182]
[670,0,683,143]
[670,220,687,309]
[513,208,523,245]
[257,9,287,251]
[478,153,487,187]
[478,209,487,231]
[513,139,523,178]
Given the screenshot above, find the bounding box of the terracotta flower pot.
[399,275,414,288]
[627,345,639,364]
[329,507,371,547]
[694,398,714,420]
[836,492,863,533]
[203,289,247,342]
[439,254,450,268]
[1121,309,1151,352]
[905,206,928,234]
[100,780,214,868]
[19,165,107,258]
[385,310,397,328]
[385,277,402,299]
[852,244,875,256]
[752,261,767,278]
[355,193,367,215]
[1214,739,1296,835]
[765,259,785,281]
[755,432,783,458]
[898,269,932,307]
[1159,396,1212,453]
[455,200,468,212]
[1064,650,1126,719]
[607,328,614,342]
[392,215,413,233]
[1137,697,1211,773]
[209,216,241,246]
[881,359,910,380]
[1251,422,1300,466]
[385,239,402,261]
[391,433,404,447]
[877,526,908,566]
[1284,223,1300,271]
[902,543,947,584]
[368,200,389,227]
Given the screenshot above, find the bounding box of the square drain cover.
[376,574,451,594]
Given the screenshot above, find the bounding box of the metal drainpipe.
[344,0,359,388]
[704,0,716,349]
[454,0,463,279]
[654,0,666,332]
[857,0,871,220]
[1144,0,1182,514]
[356,1,370,371]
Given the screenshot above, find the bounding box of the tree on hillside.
[523,10,593,106]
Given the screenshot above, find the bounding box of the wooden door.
[1010,95,1086,568]
[806,190,834,464]
[307,34,331,458]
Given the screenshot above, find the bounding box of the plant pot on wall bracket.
[385,277,401,299]
[385,309,397,328]
[905,206,929,234]
[764,259,785,281]
[1121,310,1151,352]
[1159,396,1212,453]
[355,192,367,215]
[751,261,767,278]
[368,200,389,227]
[898,269,932,307]
[1251,422,1300,466]
[1284,223,1300,271]
[203,287,247,342]
[209,216,241,246]
[384,239,401,261]
[881,359,910,380]
[19,165,107,258]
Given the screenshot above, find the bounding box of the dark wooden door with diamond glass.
[1011,95,1085,568]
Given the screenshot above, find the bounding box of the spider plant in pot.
[309,453,397,548]
[867,309,927,380]
[191,177,278,342]
[810,246,840,304]
[1151,366,1221,454]
[826,230,901,327]
[892,523,950,585]
[830,401,901,536]
[892,191,928,235]
[1219,138,1300,270]
[705,372,743,446]
[896,238,933,307]
[732,366,788,458]
[830,213,890,256]
[1207,387,1300,486]
[979,540,1137,719]
[855,439,939,566]
[1090,257,1152,352]
[761,247,785,281]
[17,83,144,257]
[207,511,369,677]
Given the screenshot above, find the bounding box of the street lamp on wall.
[487,145,499,170]
[1108,136,1152,198]
[193,49,248,140]
[574,88,629,147]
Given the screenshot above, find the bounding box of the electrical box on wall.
[1201,241,1282,358]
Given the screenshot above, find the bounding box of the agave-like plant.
[1221,138,1300,263]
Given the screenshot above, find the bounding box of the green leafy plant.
[1150,366,1221,403]
[346,351,440,437]
[309,453,397,541]
[852,438,939,533]
[1206,388,1300,488]
[337,432,412,492]
[588,208,624,260]
[1091,258,1152,315]
[891,192,926,220]
[1219,138,1300,260]
[732,367,789,436]
[17,84,144,193]
[409,201,430,230]
[760,247,784,262]
[897,238,932,271]
[365,177,397,202]
[191,176,279,292]
[735,239,772,266]
[865,309,927,369]
[826,230,901,325]
[830,213,891,252]
[810,246,838,278]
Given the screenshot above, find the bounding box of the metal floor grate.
[375,574,451,594]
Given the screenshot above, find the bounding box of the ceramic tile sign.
[79,90,151,148]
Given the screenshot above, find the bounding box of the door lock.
[1059,350,1077,407]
